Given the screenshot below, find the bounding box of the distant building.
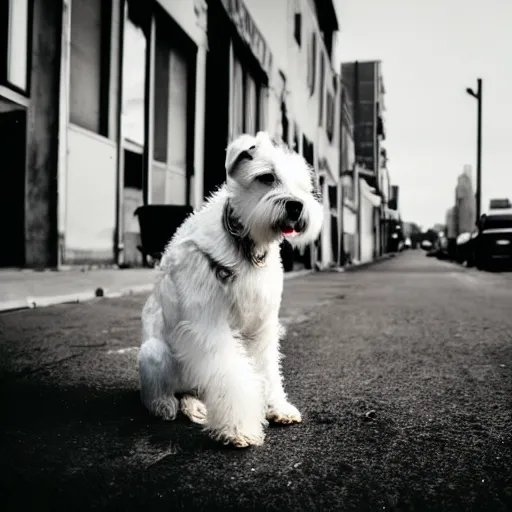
[445,207,457,239]
[454,165,476,234]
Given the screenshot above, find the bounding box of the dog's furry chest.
[227,263,283,335]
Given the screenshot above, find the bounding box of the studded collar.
[222,200,268,268]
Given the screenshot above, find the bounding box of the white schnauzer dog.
[138,131,323,448]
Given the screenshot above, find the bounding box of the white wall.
[65,125,117,262]
[244,0,328,152]
[360,195,375,264]
[359,178,382,264]
[343,206,357,235]
[243,0,289,141]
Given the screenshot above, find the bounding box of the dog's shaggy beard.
[229,189,323,249]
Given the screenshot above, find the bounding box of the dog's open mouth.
[280,221,305,236]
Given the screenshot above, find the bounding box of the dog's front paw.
[267,402,302,424]
[224,431,265,449]
[209,427,265,448]
[180,395,207,425]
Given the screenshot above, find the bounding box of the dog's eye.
[256,173,276,185]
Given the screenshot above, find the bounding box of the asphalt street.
[1,251,511,511]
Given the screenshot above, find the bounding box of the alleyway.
[1,251,511,511]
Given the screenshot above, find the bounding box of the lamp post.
[466,78,482,220]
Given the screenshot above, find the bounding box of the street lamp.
[466,78,482,220]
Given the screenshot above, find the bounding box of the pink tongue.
[282,227,295,235]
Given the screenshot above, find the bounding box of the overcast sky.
[333,0,512,229]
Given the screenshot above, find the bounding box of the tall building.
[341,60,387,257]
[341,61,385,184]
[455,164,476,234]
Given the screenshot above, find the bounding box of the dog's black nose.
[285,200,303,222]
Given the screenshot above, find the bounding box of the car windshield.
[482,214,512,230]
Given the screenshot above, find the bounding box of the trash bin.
[134,204,194,265]
[280,239,295,272]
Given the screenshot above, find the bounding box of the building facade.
[341,60,395,262]
[339,78,358,264]
[5,0,342,270]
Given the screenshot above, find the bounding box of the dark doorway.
[330,214,338,266]
[203,0,231,199]
[0,106,26,267]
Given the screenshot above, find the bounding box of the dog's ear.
[225,134,257,176]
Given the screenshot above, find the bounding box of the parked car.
[472,210,512,270]
[421,239,433,251]
[455,232,472,264]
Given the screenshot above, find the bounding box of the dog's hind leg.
[138,337,179,420]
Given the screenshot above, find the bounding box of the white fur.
[138,132,323,448]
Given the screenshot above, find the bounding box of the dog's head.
[225,131,323,247]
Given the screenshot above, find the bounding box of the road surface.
[1,251,511,511]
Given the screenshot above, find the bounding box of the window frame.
[69,0,113,137]
[0,0,33,97]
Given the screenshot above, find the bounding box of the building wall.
[56,0,207,266]
[223,0,340,268]
[61,0,121,265]
[25,0,63,267]
[158,0,207,46]
[15,0,342,269]
[243,0,287,142]
[244,0,339,174]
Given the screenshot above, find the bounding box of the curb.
[284,269,313,280]
[343,253,396,272]
[1,270,313,314]
[0,284,155,314]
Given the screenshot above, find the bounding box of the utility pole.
[466,78,482,220]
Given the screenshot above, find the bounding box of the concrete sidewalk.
[0,251,398,313]
[0,267,313,313]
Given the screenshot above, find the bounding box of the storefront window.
[152,11,191,205]
[231,51,261,139]
[245,73,257,136]
[153,21,170,163]
[231,56,244,139]
[122,5,146,147]
[7,0,29,91]
[70,0,112,136]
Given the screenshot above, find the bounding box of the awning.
[360,178,382,207]
[384,206,400,221]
